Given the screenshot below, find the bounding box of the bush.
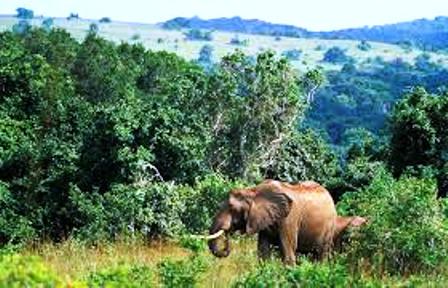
[263,130,340,188]
[182,174,246,233]
[323,47,351,64]
[233,258,382,287]
[99,17,112,23]
[229,35,249,46]
[16,8,34,19]
[12,20,31,35]
[338,171,448,274]
[0,254,63,287]
[282,49,302,61]
[87,263,152,287]
[357,40,372,51]
[72,182,189,241]
[184,29,213,41]
[0,182,35,245]
[158,255,209,288]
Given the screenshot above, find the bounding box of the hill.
[1,15,447,72]
[162,16,448,50]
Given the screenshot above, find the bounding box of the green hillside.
[1,15,447,71]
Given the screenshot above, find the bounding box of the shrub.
[263,130,340,188]
[72,182,189,241]
[0,182,35,245]
[229,35,249,46]
[357,40,372,51]
[42,18,54,31]
[233,258,381,287]
[197,44,214,64]
[0,254,63,287]
[99,17,112,23]
[16,8,34,19]
[281,49,302,61]
[89,23,99,34]
[182,174,246,233]
[12,20,31,35]
[233,261,289,287]
[338,171,448,274]
[158,255,209,287]
[87,263,152,287]
[323,47,351,64]
[184,29,213,41]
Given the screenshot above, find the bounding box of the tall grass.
[18,237,257,287]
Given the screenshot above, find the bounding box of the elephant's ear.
[246,191,292,234]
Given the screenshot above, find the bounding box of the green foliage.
[12,20,31,35]
[178,236,207,253]
[263,130,340,187]
[99,17,112,23]
[158,255,209,288]
[0,254,63,287]
[184,29,213,41]
[182,174,246,233]
[89,23,99,34]
[229,35,249,46]
[338,171,448,274]
[357,40,372,51]
[72,182,188,241]
[233,258,382,288]
[281,49,302,60]
[0,182,35,245]
[87,263,152,287]
[389,87,448,196]
[42,18,54,31]
[208,50,304,179]
[197,44,214,71]
[322,46,351,64]
[16,8,34,19]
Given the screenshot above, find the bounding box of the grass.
[1,15,448,72]
[4,237,447,287]
[19,237,258,287]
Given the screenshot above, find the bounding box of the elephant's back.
[290,181,337,251]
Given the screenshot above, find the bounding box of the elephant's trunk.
[208,232,230,258]
[208,211,232,258]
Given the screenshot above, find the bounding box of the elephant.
[333,216,368,251]
[206,179,337,264]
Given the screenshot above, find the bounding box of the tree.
[389,87,448,196]
[42,18,54,31]
[12,20,31,35]
[16,7,34,19]
[89,23,99,34]
[207,50,305,179]
[322,46,350,64]
[281,49,302,61]
[184,29,213,41]
[99,17,111,23]
[197,44,213,65]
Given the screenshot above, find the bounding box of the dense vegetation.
[1,23,448,286]
[305,54,448,148]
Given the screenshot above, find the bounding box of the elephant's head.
[207,186,292,257]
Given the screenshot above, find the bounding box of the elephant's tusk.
[192,229,225,240]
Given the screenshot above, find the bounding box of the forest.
[0,21,448,287]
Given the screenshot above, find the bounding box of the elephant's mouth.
[208,230,230,258]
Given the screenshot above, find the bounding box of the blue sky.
[1,0,448,31]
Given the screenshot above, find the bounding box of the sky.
[1,0,448,31]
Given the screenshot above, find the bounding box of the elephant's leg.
[279,224,298,265]
[313,239,333,261]
[257,232,271,260]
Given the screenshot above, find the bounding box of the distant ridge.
[161,16,309,37]
[162,16,448,50]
